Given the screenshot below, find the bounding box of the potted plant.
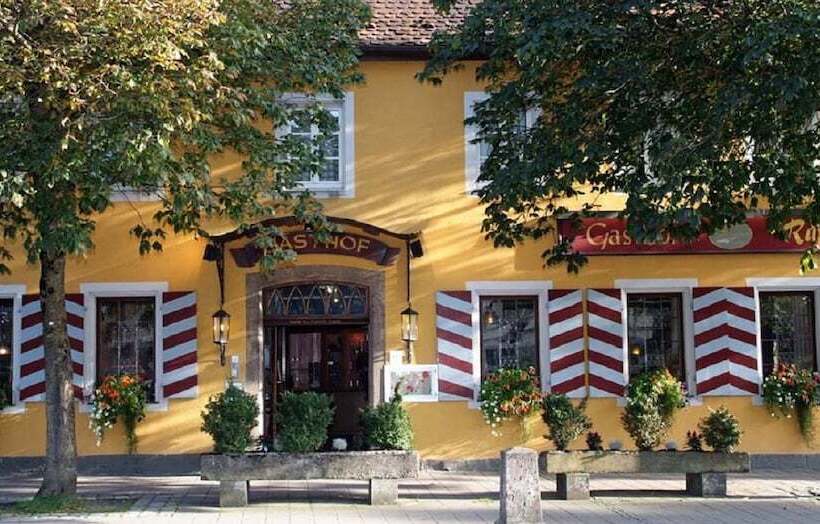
[479,367,542,437]
[201,383,260,453]
[541,393,591,450]
[89,373,148,454]
[620,369,685,450]
[762,363,820,444]
[276,391,335,452]
[686,430,704,451]
[361,388,414,450]
[699,406,742,452]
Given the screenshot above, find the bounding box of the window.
[760,291,817,375]
[627,293,685,381]
[288,109,342,184]
[479,297,539,378]
[282,93,355,198]
[96,298,157,402]
[0,299,13,405]
[464,92,536,194]
[264,283,368,320]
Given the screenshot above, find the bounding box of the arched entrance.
[262,282,370,442]
[245,265,386,448]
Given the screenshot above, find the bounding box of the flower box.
[541,450,750,500]
[201,450,419,507]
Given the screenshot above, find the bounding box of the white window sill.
[616,395,703,407]
[291,185,354,199]
[0,404,26,415]
[78,401,169,413]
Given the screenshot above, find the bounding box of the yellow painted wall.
[1,61,818,458]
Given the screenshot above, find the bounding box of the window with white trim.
[82,282,166,405]
[282,93,355,198]
[96,297,157,403]
[0,299,13,406]
[479,296,539,378]
[626,293,686,382]
[760,291,818,375]
[464,92,537,195]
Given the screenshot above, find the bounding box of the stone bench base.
[554,472,728,500]
[202,451,419,508]
[217,478,400,507]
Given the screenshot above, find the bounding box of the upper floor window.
[479,296,539,378]
[96,297,157,402]
[626,293,685,382]
[760,291,817,375]
[464,92,537,195]
[0,299,13,406]
[282,93,355,198]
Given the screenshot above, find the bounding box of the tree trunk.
[36,251,78,497]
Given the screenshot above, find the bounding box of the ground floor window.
[626,293,685,382]
[760,291,817,376]
[0,299,13,405]
[479,296,538,378]
[96,297,156,402]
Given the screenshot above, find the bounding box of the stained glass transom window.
[264,283,368,319]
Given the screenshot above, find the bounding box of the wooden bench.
[541,450,751,500]
[201,451,419,507]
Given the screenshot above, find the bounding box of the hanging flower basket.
[762,363,820,444]
[89,373,148,454]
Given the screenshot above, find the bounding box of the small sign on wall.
[383,364,438,403]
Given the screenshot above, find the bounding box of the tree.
[420,0,820,272]
[0,0,369,496]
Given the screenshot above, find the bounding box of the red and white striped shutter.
[693,287,759,395]
[65,294,85,399]
[547,289,585,397]
[18,295,86,401]
[161,292,198,399]
[586,289,627,397]
[436,290,476,401]
[19,294,44,401]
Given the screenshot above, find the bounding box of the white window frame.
[80,282,169,411]
[747,278,820,385]
[280,92,355,198]
[615,279,698,401]
[109,186,162,202]
[466,280,553,406]
[0,285,25,413]
[464,92,539,196]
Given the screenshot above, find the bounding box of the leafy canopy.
[0,0,370,270]
[421,0,820,272]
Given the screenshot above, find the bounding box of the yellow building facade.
[1,55,818,460]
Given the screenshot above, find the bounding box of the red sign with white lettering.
[558,216,817,255]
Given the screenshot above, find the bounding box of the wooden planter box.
[541,450,751,500]
[201,450,420,507]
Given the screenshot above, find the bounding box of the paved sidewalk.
[1,469,819,523]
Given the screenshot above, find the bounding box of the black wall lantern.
[401,238,420,361]
[204,241,230,366]
[212,308,231,365]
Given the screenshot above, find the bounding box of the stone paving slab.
[0,470,818,523]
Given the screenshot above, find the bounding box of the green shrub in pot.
[542,393,591,450]
[621,369,685,450]
[361,389,413,450]
[698,406,742,452]
[276,391,335,452]
[201,383,260,454]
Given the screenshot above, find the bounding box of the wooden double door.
[263,324,369,445]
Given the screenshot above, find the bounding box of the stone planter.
[541,450,750,500]
[201,450,419,507]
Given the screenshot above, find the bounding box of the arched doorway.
[262,282,371,445]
